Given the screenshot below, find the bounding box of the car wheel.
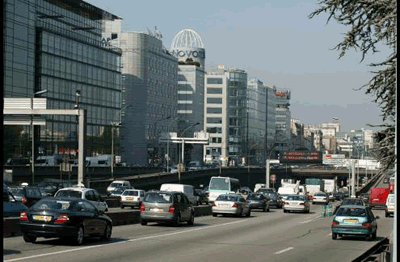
[23,234,37,243]
[385,212,389,217]
[366,234,373,241]
[372,231,377,239]
[75,226,84,246]
[212,213,217,217]
[131,206,135,209]
[102,223,112,241]
[205,201,208,205]
[173,215,181,227]
[246,210,251,217]
[312,202,315,205]
[263,207,266,212]
[121,205,125,209]
[332,233,337,240]
[283,209,287,213]
[140,219,147,226]
[188,213,194,225]
[267,207,270,212]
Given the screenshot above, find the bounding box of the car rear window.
[110,182,123,187]
[287,195,305,201]
[32,199,73,210]
[247,194,262,200]
[342,199,363,205]
[336,207,367,217]
[144,193,172,203]
[55,190,82,198]
[315,193,326,196]
[216,195,238,202]
[123,190,139,196]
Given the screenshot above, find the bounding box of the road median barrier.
[3,205,212,237]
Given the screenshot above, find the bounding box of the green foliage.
[309,0,397,174]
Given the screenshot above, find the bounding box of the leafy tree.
[309,0,397,173]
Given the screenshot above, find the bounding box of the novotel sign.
[171,49,206,59]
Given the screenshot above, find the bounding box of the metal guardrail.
[352,237,391,262]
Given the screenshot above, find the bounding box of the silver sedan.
[212,194,251,217]
[283,194,311,213]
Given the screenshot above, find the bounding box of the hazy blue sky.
[88,0,391,132]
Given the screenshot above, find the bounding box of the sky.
[87,0,392,132]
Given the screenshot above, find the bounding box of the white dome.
[171,29,204,49]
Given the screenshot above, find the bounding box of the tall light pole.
[178,122,201,183]
[166,116,181,172]
[31,89,48,185]
[111,104,131,178]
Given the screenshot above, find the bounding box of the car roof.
[57,187,95,192]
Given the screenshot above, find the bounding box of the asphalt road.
[4,201,394,262]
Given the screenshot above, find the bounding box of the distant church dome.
[171,29,205,49]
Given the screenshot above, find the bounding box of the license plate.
[290,203,297,206]
[220,204,230,207]
[126,197,133,201]
[344,219,358,223]
[33,215,52,222]
[151,208,162,212]
[374,199,379,201]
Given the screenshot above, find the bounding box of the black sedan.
[20,197,113,245]
[246,193,270,212]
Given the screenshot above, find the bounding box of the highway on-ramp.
[4,202,394,262]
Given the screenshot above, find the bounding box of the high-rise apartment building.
[170,29,206,163]
[3,0,122,163]
[274,89,291,152]
[116,30,178,166]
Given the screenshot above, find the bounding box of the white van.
[107,180,132,193]
[160,184,197,206]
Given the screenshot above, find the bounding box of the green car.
[331,205,379,241]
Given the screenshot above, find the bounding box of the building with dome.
[170,29,206,164]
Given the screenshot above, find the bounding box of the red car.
[369,187,390,209]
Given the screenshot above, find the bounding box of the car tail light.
[20,211,28,221]
[22,197,27,204]
[332,220,339,226]
[55,214,69,224]
[169,205,175,214]
[284,202,289,205]
[362,222,372,228]
[211,202,216,207]
[262,199,266,203]
[299,202,305,206]
[140,203,145,212]
[232,203,238,208]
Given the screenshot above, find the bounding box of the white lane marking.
[299,220,313,224]
[5,220,247,262]
[274,247,294,254]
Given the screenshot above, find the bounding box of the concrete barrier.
[3,206,212,237]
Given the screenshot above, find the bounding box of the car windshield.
[144,193,172,203]
[216,195,238,202]
[264,192,278,199]
[32,199,73,211]
[12,188,24,196]
[342,199,363,205]
[336,207,367,217]
[55,190,82,198]
[209,178,230,191]
[258,189,273,194]
[287,195,306,201]
[315,193,326,196]
[247,194,264,200]
[122,190,138,196]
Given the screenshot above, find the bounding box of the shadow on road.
[3,249,22,256]
[32,236,130,246]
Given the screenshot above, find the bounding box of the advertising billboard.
[279,151,323,164]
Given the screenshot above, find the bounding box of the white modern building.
[274,89,291,152]
[170,29,206,164]
[105,24,179,166]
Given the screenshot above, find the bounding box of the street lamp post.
[31,90,48,185]
[111,104,131,178]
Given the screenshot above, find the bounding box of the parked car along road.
[140,191,194,227]
[283,194,310,213]
[54,187,108,212]
[331,205,379,241]
[8,187,44,208]
[120,189,145,209]
[385,193,395,217]
[20,197,112,245]
[212,194,251,217]
[246,193,270,212]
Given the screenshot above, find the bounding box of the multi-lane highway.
[4,202,393,262]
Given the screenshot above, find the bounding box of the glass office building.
[3,0,122,163]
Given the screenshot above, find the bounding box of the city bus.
[207,176,241,203]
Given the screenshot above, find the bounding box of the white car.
[107,180,132,193]
[283,194,310,213]
[54,187,108,212]
[120,189,145,209]
[385,193,395,217]
[312,192,329,204]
